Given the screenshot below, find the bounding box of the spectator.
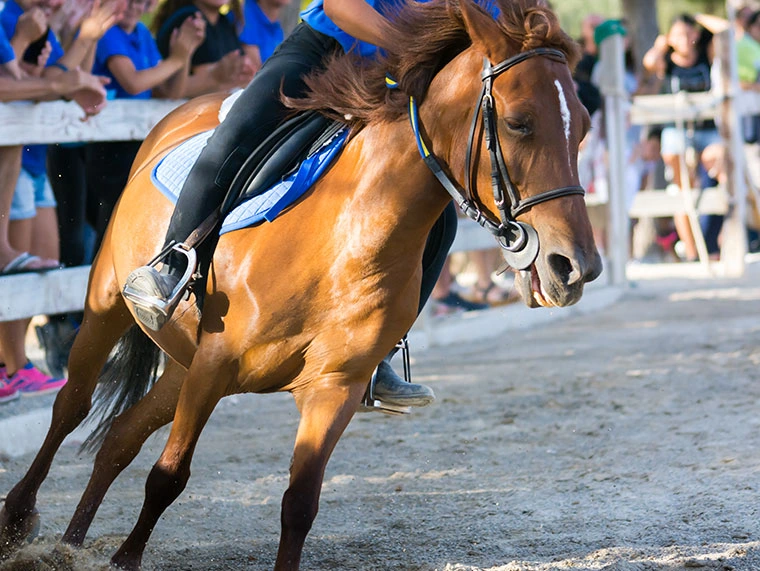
[736,9,760,251]
[0,19,108,403]
[0,0,121,279]
[643,14,724,262]
[239,0,286,72]
[43,0,125,377]
[463,249,520,306]
[153,0,254,97]
[574,13,603,116]
[429,256,488,317]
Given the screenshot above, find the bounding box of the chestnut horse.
[0,0,601,569]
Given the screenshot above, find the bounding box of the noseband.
[396,47,585,270]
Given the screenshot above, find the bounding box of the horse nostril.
[547,253,579,285]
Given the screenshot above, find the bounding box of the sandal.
[0,252,60,275]
[465,282,521,306]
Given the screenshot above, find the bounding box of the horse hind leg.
[109,355,230,571]
[61,359,185,547]
[275,379,368,571]
[0,252,133,559]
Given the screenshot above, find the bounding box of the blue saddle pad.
[151,126,348,235]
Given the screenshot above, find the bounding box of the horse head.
[425,0,603,308]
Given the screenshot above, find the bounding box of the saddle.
[174,110,346,289]
[222,110,345,215]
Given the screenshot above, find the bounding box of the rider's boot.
[371,352,435,407]
[123,245,197,331]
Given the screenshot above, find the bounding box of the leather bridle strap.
[479,51,585,221]
[395,47,586,270]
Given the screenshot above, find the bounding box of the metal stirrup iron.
[360,338,413,416]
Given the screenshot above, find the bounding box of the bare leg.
[663,153,698,261]
[0,145,22,269]
[430,257,452,300]
[30,206,60,262]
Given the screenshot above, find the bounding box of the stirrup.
[359,337,412,416]
[123,244,197,331]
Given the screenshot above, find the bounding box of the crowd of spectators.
[575,7,760,266]
[0,0,285,403]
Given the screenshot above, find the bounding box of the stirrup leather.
[123,244,197,328]
[359,337,412,416]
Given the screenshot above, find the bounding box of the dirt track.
[2,270,760,571]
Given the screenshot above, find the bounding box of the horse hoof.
[0,505,40,560]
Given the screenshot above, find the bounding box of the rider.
[124,0,475,408]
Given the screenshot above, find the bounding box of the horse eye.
[504,118,532,136]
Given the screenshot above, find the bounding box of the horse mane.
[285,0,580,128]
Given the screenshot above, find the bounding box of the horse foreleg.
[275,380,367,571]
[62,359,185,547]
[110,358,230,571]
[0,272,131,559]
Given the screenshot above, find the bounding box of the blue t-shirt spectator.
[0,23,14,64]
[239,0,282,63]
[1,0,65,177]
[94,22,163,99]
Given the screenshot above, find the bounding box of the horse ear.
[459,0,509,62]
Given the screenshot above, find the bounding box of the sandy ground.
[2,270,760,571]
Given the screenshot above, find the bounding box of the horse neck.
[347,120,452,236]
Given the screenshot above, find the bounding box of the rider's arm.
[322,0,394,50]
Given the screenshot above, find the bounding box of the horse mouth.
[520,264,556,308]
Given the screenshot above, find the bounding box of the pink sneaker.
[0,378,20,403]
[0,365,19,403]
[5,362,67,397]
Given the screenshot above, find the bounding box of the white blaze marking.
[554,79,572,169]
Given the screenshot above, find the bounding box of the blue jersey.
[240,0,283,63]
[0,23,14,64]
[300,0,500,59]
[1,0,66,176]
[94,23,162,100]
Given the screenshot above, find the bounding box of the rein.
[390,47,584,270]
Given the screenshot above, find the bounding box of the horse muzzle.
[514,246,602,308]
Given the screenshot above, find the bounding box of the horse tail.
[80,325,163,455]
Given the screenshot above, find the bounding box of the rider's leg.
[372,203,458,406]
[124,24,340,329]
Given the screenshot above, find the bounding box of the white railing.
[0,98,184,145]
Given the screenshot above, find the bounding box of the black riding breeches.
[419,202,457,315]
[163,22,340,249]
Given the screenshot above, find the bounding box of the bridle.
[393,47,585,270]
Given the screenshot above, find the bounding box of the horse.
[0,0,602,569]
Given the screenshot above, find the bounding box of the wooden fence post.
[714,22,747,277]
[597,29,628,286]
